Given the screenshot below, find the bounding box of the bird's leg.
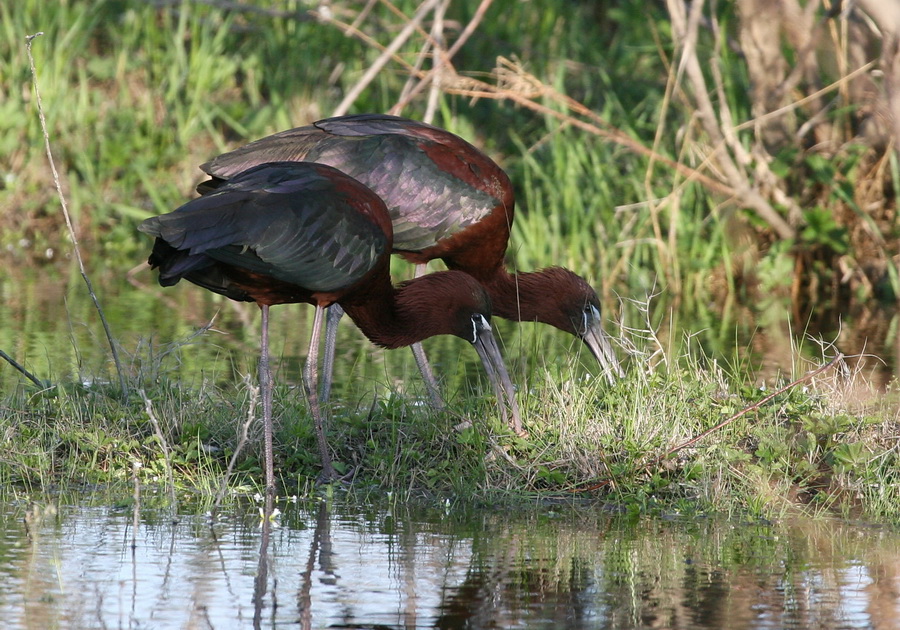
[259,304,276,494]
[409,263,445,410]
[304,305,337,482]
[410,342,443,409]
[319,303,344,404]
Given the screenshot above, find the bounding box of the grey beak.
[470,314,525,436]
[581,306,623,384]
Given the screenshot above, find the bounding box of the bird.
[198,114,623,406]
[138,161,522,487]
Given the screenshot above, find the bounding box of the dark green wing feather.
[140,163,389,293]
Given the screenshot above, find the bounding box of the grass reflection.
[3,494,899,629]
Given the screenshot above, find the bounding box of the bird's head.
[536,267,623,383]
[396,270,524,434]
[395,270,492,340]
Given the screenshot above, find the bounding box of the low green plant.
[2,0,899,524]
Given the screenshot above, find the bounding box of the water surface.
[4,263,897,399]
[1,493,898,629]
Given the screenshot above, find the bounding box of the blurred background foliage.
[1,0,898,377]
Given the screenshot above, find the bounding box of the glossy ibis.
[199,114,623,405]
[139,162,522,486]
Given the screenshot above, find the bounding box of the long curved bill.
[470,315,525,436]
[581,306,623,385]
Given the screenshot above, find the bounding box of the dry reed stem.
[396,3,440,112]
[317,0,494,118]
[422,0,449,123]
[24,33,128,396]
[732,61,876,133]
[667,0,796,239]
[329,0,442,116]
[390,0,495,115]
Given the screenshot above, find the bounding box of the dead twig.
[25,33,128,396]
[327,0,442,116]
[212,376,260,516]
[390,0,495,115]
[139,389,178,509]
[444,65,735,198]
[653,352,844,464]
[0,348,44,388]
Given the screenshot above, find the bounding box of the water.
[0,264,530,399]
[4,261,900,629]
[1,493,898,629]
[3,262,897,398]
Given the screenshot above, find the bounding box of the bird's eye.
[470,313,490,343]
[580,304,600,336]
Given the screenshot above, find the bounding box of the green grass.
[1,1,898,520]
[1,0,684,273]
[2,322,897,521]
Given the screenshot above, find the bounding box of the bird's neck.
[340,274,463,349]
[482,268,554,323]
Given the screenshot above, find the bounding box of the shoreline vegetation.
[2,1,899,521]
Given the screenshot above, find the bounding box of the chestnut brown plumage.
[139,162,522,486]
[199,114,622,404]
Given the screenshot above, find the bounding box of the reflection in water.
[1,495,898,629]
[253,492,275,629]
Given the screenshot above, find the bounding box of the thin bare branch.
[657,353,845,462]
[0,348,44,388]
[139,389,178,508]
[25,33,129,396]
[390,0,495,114]
[422,0,450,123]
[327,0,441,116]
[734,61,876,133]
